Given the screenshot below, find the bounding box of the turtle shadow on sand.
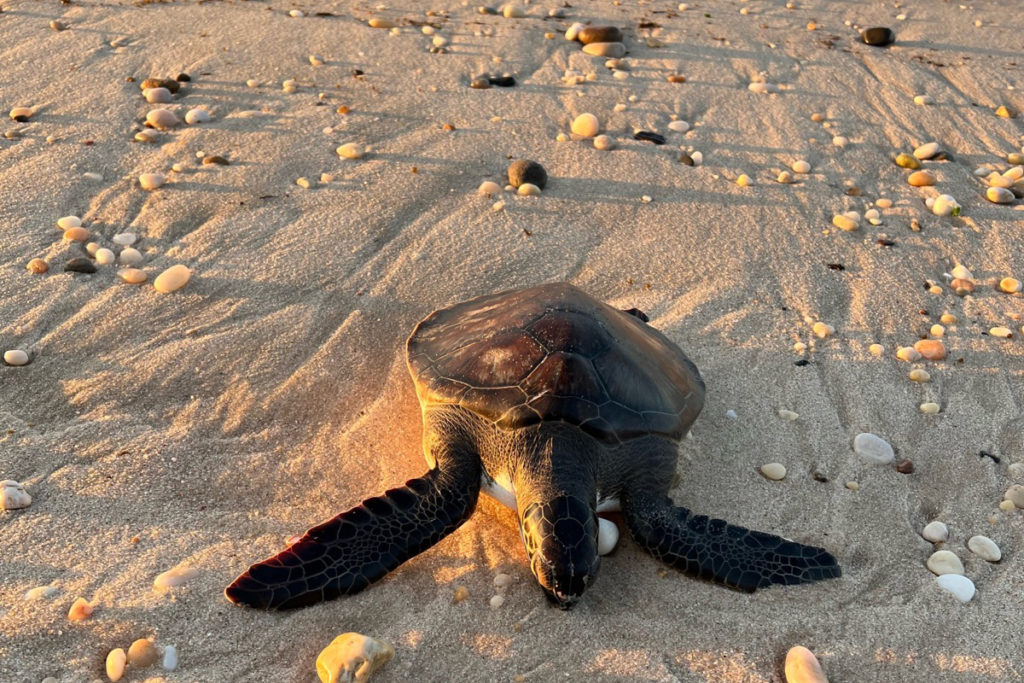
[225,282,840,610]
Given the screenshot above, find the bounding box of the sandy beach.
[2,0,1023,680]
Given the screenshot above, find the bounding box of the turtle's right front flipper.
[225,460,480,609]
[623,492,840,591]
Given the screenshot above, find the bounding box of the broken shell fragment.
[1,480,31,509]
[316,632,394,683]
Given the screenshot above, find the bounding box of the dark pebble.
[577,26,623,44]
[176,72,192,82]
[678,152,694,166]
[507,159,547,189]
[861,27,895,47]
[202,155,229,166]
[794,359,810,367]
[896,459,914,474]
[65,257,97,274]
[469,76,491,89]
[634,131,666,145]
[12,114,29,123]
[488,74,516,87]
[141,77,180,93]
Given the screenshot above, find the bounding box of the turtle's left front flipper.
[622,491,840,591]
[225,453,480,609]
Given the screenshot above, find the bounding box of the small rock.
[593,134,615,150]
[967,535,1001,562]
[296,177,313,189]
[502,4,525,18]
[914,339,946,360]
[453,585,470,603]
[571,113,600,137]
[65,257,97,274]
[931,194,960,216]
[995,105,1017,119]
[368,18,395,29]
[112,232,137,246]
[668,120,690,133]
[988,186,1016,205]
[517,183,541,196]
[667,74,687,83]
[128,639,159,668]
[94,248,116,265]
[760,463,787,481]
[597,517,619,555]
[777,171,794,184]
[469,76,491,89]
[869,343,884,356]
[998,277,1021,293]
[926,550,964,576]
[1,480,31,508]
[185,108,211,125]
[748,82,778,94]
[145,109,180,130]
[337,143,364,159]
[68,597,94,621]
[119,268,147,284]
[894,153,921,170]
[812,322,834,338]
[778,409,799,421]
[106,648,127,682]
[792,160,811,174]
[489,594,505,608]
[922,521,949,543]
[1007,462,1024,482]
[832,214,858,231]
[565,23,585,41]
[950,278,974,296]
[907,170,936,187]
[478,181,501,196]
[853,433,895,464]
[144,87,172,104]
[9,106,34,122]
[57,215,82,230]
[913,142,941,160]
[493,573,513,588]
[162,645,178,671]
[936,574,975,603]
[153,265,192,293]
[119,248,144,266]
[633,131,666,145]
[990,326,1013,338]
[139,173,165,191]
[784,645,828,683]
[582,42,626,58]
[62,226,90,242]
[507,160,547,189]
[577,26,623,44]
[896,459,915,473]
[316,632,394,683]
[26,258,48,274]
[919,402,940,415]
[909,369,930,383]
[861,27,895,46]
[1004,484,1024,508]
[488,74,516,88]
[154,564,199,590]
[914,95,933,106]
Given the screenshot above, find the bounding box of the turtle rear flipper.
[226,462,480,609]
[623,492,840,591]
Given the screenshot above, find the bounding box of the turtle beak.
[519,496,601,608]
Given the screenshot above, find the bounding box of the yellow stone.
[106,649,126,682]
[127,639,159,668]
[907,170,936,187]
[368,18,395,28]
[990,326,1013,338]
[453,585,469,603]
[832,214,858,231]
[998,277,1021,293]
[909,369,931,382]
[153,265,192,293]
[736,174,752,187]
[995,105,1017,118]
[894,153,920,169]
[920,402,940,414]
[337,143,364,159]
[27,258,48,274]
[940,313,957,325]
[929,324,945,337]
[571,113,600,137]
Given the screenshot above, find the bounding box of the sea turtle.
[225,282,840,609]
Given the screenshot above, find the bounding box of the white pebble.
[139,173,165,191]
[94,248,116,265]
[853,433,895,464]
[489,594,505,608]
[1006,484,1024,508]
[3,350,29,367]
[784,645,827,683]
[162,645,178,671]
[184,108,211,125]
[760,463,787,480]
[1008,462,1024,482]
[571,113,600,137]
[668,120,690,133]
[565,22,584,41]
[864,208,882,225]
[517,183,541,196]
[56,215,82,230]
[1,480,32,509]
[119,248,143,266]
[153,565,199,590]
[967,535,1001,562]
[144,87,172,104]
[832,136,848,147]
[778,409,799,421]
[690,151,703,166]
[748,82,778,94]
[913,142,941,160]
[598,517,619,555]
[145,109,180,130]
[336,143,364,159]
[931,194,961,217]
[593,134,615,150]
[478,181,501,196]
[951,265,973,280]
[106,648,127,682]
[922,521,949,543]
[792,160,811,174]
[112,232,137,246]
[154,264,193,293]
[990,326,1013,338]
[935,574,975,603]
[926,550,964,576]
[120,268,147,284]
[896,346,921,362]
[919,402,940,414]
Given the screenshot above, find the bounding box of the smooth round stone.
[63,226,90,242]
[1008,153,1024,165]
[936,574,975,603]
[894,153,920,169]
[565,22,585,41]
[908,369,930,382]
[784,646,827,683]
[112,232,137,246]
[597,517,619,555]
[469,76,491,89]
[593,134,615,150]
[999,277,1021,293]
[106,648,127,682]
[986,187,1014,204]
[853,433,895,464]
[668,120,690,133]
[493,573,513,588]
[507,159,547,189]
[1008,462,1024,482]
[760,463,787,481]
[154,564,199,589]
[489,594,505,608]
[144,87,172,103]
[65,257,97,274]
[94,248,115,265]
[337,143,364,159]
[582,42,625,58]
[119,248,143,266]
[153,264,192,293]
[27,258,48,274]
[119,268,147,284]
[1004,484,1024,508]
[920,402,940,414]
[139,173,165,191]
[571,113,600,137]
[517,183,541,196]
[478,181,501,196]
[736,174,752,187]
[135,129,160,143]
[932,194,960,216]
[913,142,941,160]
[907,170,935,186]
[914,95,933,106]
[791,160,811,174]
[967,535,1001,562]
[864,208,882,225]
[990,326,1013,338]
[951,264,973,280]
[812,321,833,338]
[367,17,395,28]
[869,343,884,356]
[162,645,178,671]
[57,215,82,230]
[3,350,29,367]
[145,108,180,130]
[185,108,211,125]
[128,639,159,668]
[832,136,848,147]
[777,171,793,183]
[577,26,623,44]
[861,26,895,46]
[502,4,524,18]
[922,521,949,543]
[926,550,964,576]
[914,339,946,360]
[832,214,858,231]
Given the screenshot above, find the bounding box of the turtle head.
[519,495,600,609]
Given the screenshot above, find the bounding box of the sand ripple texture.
[0,1,1022,682]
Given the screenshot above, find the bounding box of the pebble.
[926,550,964,576]
[832,214,858,231]
[112,232,137,246]
[337,143,364,159]
[914,142,941,160]
[141,78,180,93]
[736,174,752,187]
[919,402,940,414]
[908,369,931,382]
[845,481,859,491]
[153,265,192,293]
[877,198,893,208]
[914,339,946,360]
[105,648,127,682]
[792,160,811,174]
[469,76,491,89]
[861,27,895,46]
[478,181,501,196]
[309,54,326,66]
[295,177,313,189]
[936,574,975,603]
[667,74,687,83]
[159,644,178,670]
[119,248,143,266]
[914,95,933,106]
[68,597,94,621]
[990,326,1013,338]
[490,594,505,608]
[760,463,787,481]
[25,585,58,601]
[922,521,949,543]
[577,26,623,44]
[869,343,884,356]
[778,409,799,421]
[748,82,778,94]
[517,183,541,196]
[507,160,547,189]
[128,639,159,668]
[63,226,90,242]
[932,194,961,216]
[864,209,882,225]
[1004,484,1024,508]
[1008,153,1024,165]
[668,120,690,133]
[502,4,525,18]
[184,108,211,125]
[282,79,298,93]
[571,113,600,137]
[316,632,394,683]
[853,433,895,464]
[593,134,615,150]
[598,517,619,555]
[582,42,626,58]
[368,18,395,29]
[493,573,513,588]
[1,480,31,508]
[93,248,115,266]
[985,186,1014,204]
[139,173,165,191]
[896,459,915,474]
[995,105,1017,119]
[65,257,97,274]
[145,109,180,130]
[967,535,1001,562]
[57,215,82,230]
[832,136,848,147]
[634,131,666,145]
[135,129,160,143]
[153,565,199,590]
[119,268,147,284]
[894,153,921,170]
[784,645,828,683]
[998,277,1021,293]
[144,87,172,104]
[488,74,516,88]
[907,170,935,187]
[951,278,974,296]
[940,312,958,325]
[564,22,585,41]
[777,171,793,184]
[453,585,470,603]
[812,322,834,338]
[27,258,48,274]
